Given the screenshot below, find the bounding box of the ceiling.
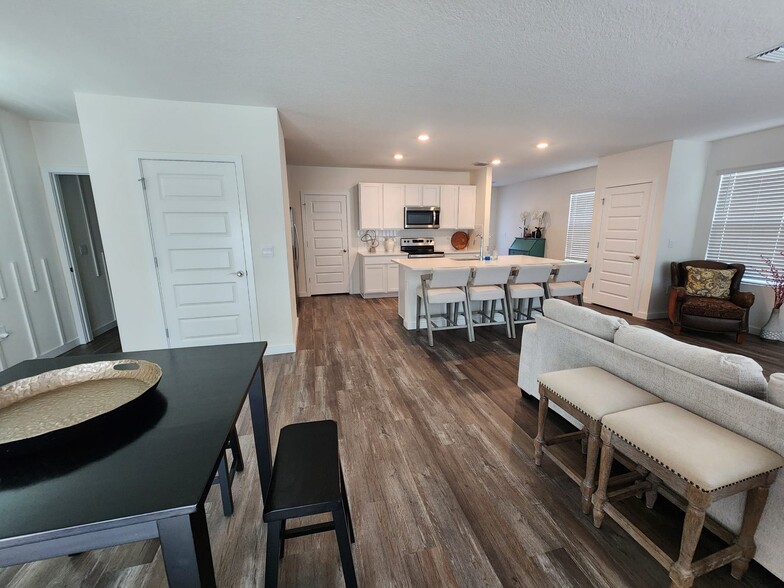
[2,1,784,185]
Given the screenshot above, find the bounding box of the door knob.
[632,255,640,260]
[343,249,347,253]
[234,271,245,277]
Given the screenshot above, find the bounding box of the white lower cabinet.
[360,255,405,298]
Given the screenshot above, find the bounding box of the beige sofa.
[518,299,784,580]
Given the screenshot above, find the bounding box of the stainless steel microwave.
[404,206,440,229]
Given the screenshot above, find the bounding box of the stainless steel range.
[400,238,445,258]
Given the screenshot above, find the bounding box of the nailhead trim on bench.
[537,381,594,421]
[603,424,783,493]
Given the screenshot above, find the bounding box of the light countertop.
[392,254,577,270]
[357,249,481,257]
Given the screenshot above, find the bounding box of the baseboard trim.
[92,320,117,337]
[40,338,81,358]
[635,310,668,320]
[266,342,296,355]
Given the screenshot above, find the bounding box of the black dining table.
[0,342,272,587]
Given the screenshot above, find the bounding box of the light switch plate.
[262,247,274,258]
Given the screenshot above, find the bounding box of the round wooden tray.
[0,360,162,447]
[451,231,469,250]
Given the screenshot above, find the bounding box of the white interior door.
[591,182,652,313]
[302,193,350,295]
[141,159,255,348]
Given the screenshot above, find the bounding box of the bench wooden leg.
[731,484,771,580]
[645,472,660,509]
[592,431,615,528]
[264,520,282,588]
[669,489,710,588]
[534,389,548,466]
[334,506,358,588]
[581,420,601,514]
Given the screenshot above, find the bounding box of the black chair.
[263,420,357,588]
[212,426,244,516]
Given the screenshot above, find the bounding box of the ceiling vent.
[473,161,490,167]
[749,43,784,63]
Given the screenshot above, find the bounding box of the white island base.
[393,255,578,330]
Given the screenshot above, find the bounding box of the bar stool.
[416,267,474,346]
[547,263,591,305]
[506,263,553,338]
[467,265,513,338]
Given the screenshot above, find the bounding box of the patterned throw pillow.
[684,266,737,299]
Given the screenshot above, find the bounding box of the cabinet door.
[362,263,387,295]
[421,184,440,206]
[404,184,422,206]
[386,262,400,293]
[382,183,405,229]
[457,185,477,229]
[440,185,459,229]
[359,183,383,229]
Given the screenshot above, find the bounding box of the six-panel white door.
[302,193,350,295]
[590,183,652,313]
[140,159,254,348]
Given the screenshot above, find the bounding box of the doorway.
[51,173,116,342]
[301,193,350,295]
[590,182,652,314]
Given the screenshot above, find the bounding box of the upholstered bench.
[593,403,784,588]
[536,367,663,513]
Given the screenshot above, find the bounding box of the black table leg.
[247,362,273,499]
[157,507,216,588]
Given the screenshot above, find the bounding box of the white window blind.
[706,166,784,284]
[565,191,595,261]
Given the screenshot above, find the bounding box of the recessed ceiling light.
[393,153,404,160]
[536,142,549,149]
[417,134,430,141]
[491,159,501,165]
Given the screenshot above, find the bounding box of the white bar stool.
[547,263,591,305]
[416,267,474,346]
[467,266,513,338]
[506,263,553,338]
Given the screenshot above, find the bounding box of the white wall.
[0,108,78,369]
[30,121,88,170]
[75,94,296,354]
[493,166,597,260]
[286,165,472,295]
[692,125,784,333]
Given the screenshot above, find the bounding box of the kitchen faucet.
[473,233,484,259]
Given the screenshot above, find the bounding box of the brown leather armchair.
[668,260,754,343]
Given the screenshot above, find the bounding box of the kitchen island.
[392,255,581,329]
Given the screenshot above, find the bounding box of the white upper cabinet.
[382,184,405,229]
[359,183,383,229]
[358,182,473,230]
[404,184,421,206]
[421,184,440,206]
[457,185,477,229]
[440,185,459,229]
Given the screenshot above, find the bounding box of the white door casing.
[140,158,255,348]
[302,193,350,295]
[590,182,652,314]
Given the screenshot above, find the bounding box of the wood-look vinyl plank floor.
[3,295,782,586]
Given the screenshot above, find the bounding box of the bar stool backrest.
[471,265,513,286]
[554,263,590,283]
[513,264,553,284]
[428,267,471,289]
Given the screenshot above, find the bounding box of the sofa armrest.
[668,287,686,324]
[731,290,755,309]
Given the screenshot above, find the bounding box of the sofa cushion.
[614,324,767,398]
[681,296,746,320]
[542,299,627,341]
[768,374,784,409]
[685,266,736,299]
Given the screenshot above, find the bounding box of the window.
[706,166,784,284]
[565,191,595,261]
